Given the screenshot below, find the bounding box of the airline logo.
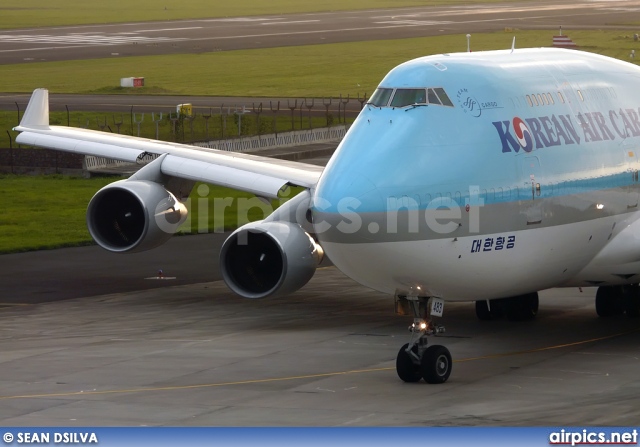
[493,109,640,153]
[512,117,533,152]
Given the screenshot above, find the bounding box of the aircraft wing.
[13,89,324,198]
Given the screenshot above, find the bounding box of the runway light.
[596,203,604,210]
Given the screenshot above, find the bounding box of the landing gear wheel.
[420,345,452,384]
[489,299,504,319]
[505,292,539,321]
[396,343,422,383]
[596,286,620,317]
[525,292,539,320]
[396,296,450,383]
[623,285,640,318]
[475,300,492,321]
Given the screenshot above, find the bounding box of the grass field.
[0,175,287,253]
[0,175,114,252]
[0,0,528,30]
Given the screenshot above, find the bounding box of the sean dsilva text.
[12,433,98,444]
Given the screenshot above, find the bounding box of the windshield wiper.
[405,103,428,111]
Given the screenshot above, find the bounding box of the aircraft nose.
[311,170,385,242]
[313,171,381,215]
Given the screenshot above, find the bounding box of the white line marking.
[134,27,203,33]
[374,20,452,26]
[201,18,281,22]
[0,34,188,51]
[261,20,320,26]
[560,369,608,376]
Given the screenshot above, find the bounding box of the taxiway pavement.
[1,269,639,426]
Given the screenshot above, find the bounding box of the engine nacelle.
[220,220,323,299]
[87,180,188,253]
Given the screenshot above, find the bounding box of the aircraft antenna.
[466,34,471,52]
[511,36,516,53]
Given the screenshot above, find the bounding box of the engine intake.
[220,221,323,299]
[87,180,188,253]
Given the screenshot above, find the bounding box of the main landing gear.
[395,296,452,384]
[595,285,640,318]
[475,292,539,321]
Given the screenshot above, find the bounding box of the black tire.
[623,285,640,318]
[475,300,492,321]
[420,345,452,384]
[396,343,422,383]
[596,286,617,317]
[505,292,538,321]
[613,286,626,315]
[489,299,504,319]
[525,292,539,320]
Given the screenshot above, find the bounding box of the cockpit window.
[433,88,453,106]
[369,88,393,107]
[427,89,441,105]
[390,89,427,107]
[369,87,454,108]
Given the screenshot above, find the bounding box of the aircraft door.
[519,156,543,225]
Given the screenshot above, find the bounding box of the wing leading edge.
[13,89,324,198]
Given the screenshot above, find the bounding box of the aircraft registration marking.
[470,235,516,253]
[430,298,444,317]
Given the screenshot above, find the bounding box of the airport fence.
[83,125,347,174]
[1,124,348,175]
[3,94,365,148]
[2,94,364,174]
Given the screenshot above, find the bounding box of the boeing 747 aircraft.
[14,48,640,384]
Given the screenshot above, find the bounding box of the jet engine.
[87,180,188,253]
[220,220,323,299]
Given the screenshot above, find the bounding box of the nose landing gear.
[395,296,452,384]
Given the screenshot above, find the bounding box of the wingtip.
[18,88,50,129]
